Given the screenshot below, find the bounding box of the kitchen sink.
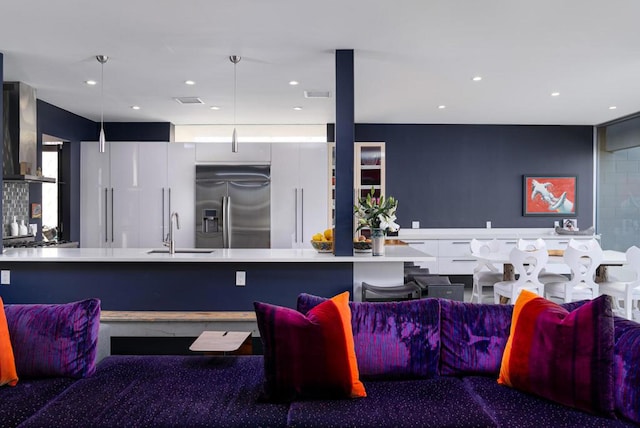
[146,249,215,254]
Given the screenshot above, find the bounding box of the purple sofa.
[2,296,639,427]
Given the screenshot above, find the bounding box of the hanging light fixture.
[96,55,109,153]
[230,55,241,153]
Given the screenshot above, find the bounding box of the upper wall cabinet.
[328,142,386,229]
[271,143,328,248]
[195,142,271,163]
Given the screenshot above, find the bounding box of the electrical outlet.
[412,221,420,229]
[1,270,10,285]
[235,271,246,286]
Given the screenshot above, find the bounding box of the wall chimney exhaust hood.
[2,82,55,183]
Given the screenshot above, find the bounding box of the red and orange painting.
[523,176,576,216]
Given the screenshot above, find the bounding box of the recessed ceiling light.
[85,80,97,86]
[131,105,141,110]
[293,106,303,111]
[472,76,482,81]
[551,92,560,97]
[438,105,446,109]
[609,106,617,110]
[185,80,196,85]
[210,106,220,110]
[289,80,299,86]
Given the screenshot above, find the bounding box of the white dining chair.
[493,246,549,304]
[516,238,567,283]
[469,238,503,303]
[598,246,640,320]
[544,239,603,303]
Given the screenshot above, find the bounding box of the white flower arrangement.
[354,188,400,234]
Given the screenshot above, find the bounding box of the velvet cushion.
[254,291,365,401]
[612,317,640,424]
[19,356,289,428]
[0,297,18,387]
[464,376,634,428]
[498,290,615,417]
[297,293,440,379]
[4,299,101,379]
[440,300,513,376]
[288,377,498,428]
[440,300,589,376]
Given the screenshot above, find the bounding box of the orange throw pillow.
[0,297,18,387]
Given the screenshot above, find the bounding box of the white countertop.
[398,227,597,240]
[0,245,434,263]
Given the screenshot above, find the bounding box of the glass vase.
[371,228,385,256]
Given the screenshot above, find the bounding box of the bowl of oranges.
[311,229,333,253]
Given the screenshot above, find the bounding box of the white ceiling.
[2,0,640,128]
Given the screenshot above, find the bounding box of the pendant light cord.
[233,60,237,129]
[100,60,105,132]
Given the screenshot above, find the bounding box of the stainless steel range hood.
[2,82,55,183]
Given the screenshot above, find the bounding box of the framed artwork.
[523,175,577,216]
[31,203,42,219]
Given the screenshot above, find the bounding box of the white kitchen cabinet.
[167,143,196,248]
[80,141,109,247]
[195,142,270,163]
[81,141,173,248]
[402,239,438,272]
[271,143,328,248]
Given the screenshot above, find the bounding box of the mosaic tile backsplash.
[3,182,30,236]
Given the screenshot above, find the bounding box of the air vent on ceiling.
[304,91,331,99]
[174,97,204,105]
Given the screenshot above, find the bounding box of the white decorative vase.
[371,228,385,256]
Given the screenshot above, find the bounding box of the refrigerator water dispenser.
[202,209,218,233]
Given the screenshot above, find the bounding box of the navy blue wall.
[102,122,173,142]
[0,261,353,310]
[36,100,96,242]
[354,124,594,229]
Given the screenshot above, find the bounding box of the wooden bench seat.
[98,310,258,360]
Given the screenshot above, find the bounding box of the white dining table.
[471,249,627,282]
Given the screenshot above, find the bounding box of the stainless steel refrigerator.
[195,165,270,248]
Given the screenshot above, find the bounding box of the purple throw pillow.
[440,300,513,376]
[4,299,101,379]
[440,299,590,376]
[613,317,640,424]
[297,293,440,379]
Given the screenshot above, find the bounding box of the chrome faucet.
[164,212,180,254]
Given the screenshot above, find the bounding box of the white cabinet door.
[109,142,140,248]
[403,239,438,273]
[299,143,328,248]
[137,142,168,248]
[80,141,110,247]
[271,143,329,248]
[168,143,196,248]
[270,144,299,248]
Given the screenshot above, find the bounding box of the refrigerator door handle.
[226,196,232,248]
[222,197,227,248]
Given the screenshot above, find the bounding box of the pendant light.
[96,55,109,153]
[229,55,241,153]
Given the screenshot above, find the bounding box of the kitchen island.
[0,245,432,309]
